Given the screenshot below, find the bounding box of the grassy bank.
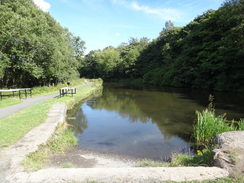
[23,125,77,171]
[0,99,22,108]
[0,78,103,148]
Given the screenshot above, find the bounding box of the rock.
[212,131,244,177]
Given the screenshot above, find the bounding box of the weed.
[192,95,244,147]
[170,148,213,167]
[23,127,77,171]
[136,159,168,167]
[61,163,76,168]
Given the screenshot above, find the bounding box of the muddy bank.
[44,147,143,168]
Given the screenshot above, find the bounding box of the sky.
[33,0,226,54]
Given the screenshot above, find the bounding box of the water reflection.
[67,83,244,160]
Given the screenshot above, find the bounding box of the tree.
[0,0,85,87]
[94,48,121,79]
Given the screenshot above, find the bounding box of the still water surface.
[67,83,244,160]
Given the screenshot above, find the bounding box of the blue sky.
[33,0,225,54]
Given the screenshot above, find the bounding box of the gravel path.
[0,82,93,119]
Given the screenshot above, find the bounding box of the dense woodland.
[81,0,244,92]
[0,0,243,92]
[0,0,85,87]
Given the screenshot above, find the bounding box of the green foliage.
[80,0,244,92]
[0,0,85,88]
[170,148,213,167]
[193,95,244,146]
[193,109,237,146]
[47,128,77,153]
[136,149,213,167]
[31,78,86,96]
[94,48,121,79]
[61,163,76,168]
[136,159,168,167]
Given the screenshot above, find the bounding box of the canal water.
[67,83,244,161]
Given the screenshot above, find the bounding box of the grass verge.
[0,78,90,103]
[0,79,103,148]
[0,99,22,108]
[22,126,77,171]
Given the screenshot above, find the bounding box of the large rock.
[212,131,244,176]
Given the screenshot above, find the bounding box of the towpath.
[0,82,93,119]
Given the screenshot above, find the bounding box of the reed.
[193,94,244,146]
[193,108,237,146]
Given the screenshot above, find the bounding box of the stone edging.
[1,103,67,183]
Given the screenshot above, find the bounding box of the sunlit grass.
[192,94,244,146]
[31,78,88,97]
[0,79,88,108]
[23,127,77,171]
[0,99,22,108]
[136,159,168,167]
[193,108,244,146]
[0,101,52,147]
[61,163,76,168]
[0,79,102,148]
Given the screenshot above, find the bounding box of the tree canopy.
[0,0,85,87]
[81,0,244,92]
[1,0,243,92]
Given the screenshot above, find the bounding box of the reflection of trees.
[67,90,103,134]
[86,84,198,141]
[88,88,149,123]
[69,108,88,134]
[67,108,88,134]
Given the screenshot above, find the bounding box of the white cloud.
[130,2,182,21]
[33,0,51,12]
[115,33,121,36]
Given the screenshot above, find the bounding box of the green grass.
[136,159,168,167]
[31,78,88,97]
[61,163,76,168]
[0,78,89,106]
[0,79,103,148]
[193,108,244,146]
[0,101,52,147]
[0,99,22,108]
[170,148,213,167]
[23,127,78,171]
[193,96,244,147]
[136,148,213,168]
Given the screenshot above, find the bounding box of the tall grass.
[193,95,244,146]
[31,78,87,96]
[193,109,238,146]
